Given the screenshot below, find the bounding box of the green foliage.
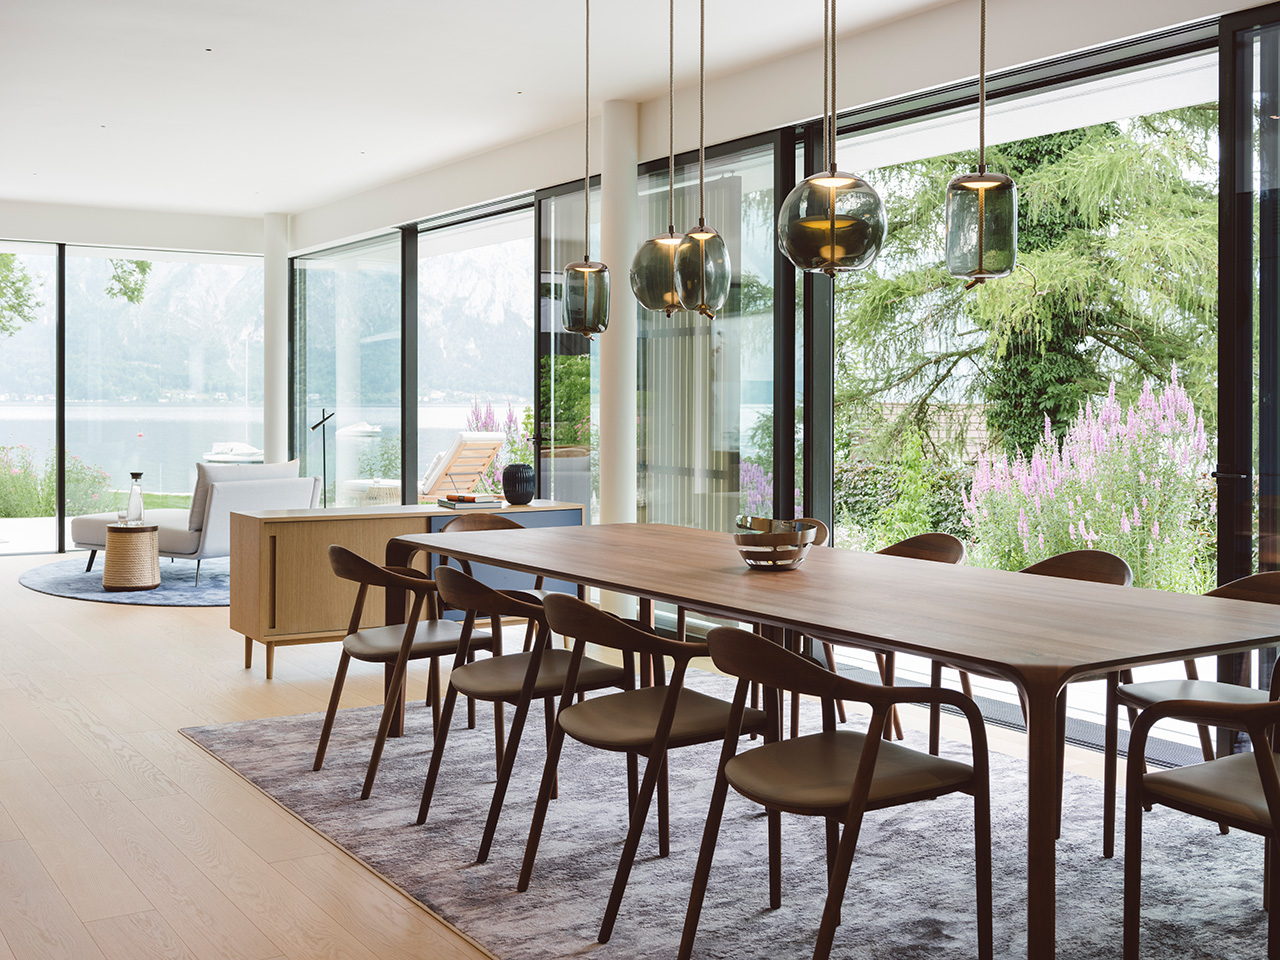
[357,435,401,479]
[0,446,114,518]
[541,354,592,445]
[875,429,933,540]
[0,254,41,337]
[106,259,152,304]
[834,443,968,551]
[833,104,1217,458]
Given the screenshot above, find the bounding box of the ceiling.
[1,0,950,219]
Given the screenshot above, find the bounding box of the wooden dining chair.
[519,593,769,944]
[416,565,627,864]
[1100,570,1280,858]
[679,625,992,960]
[314,545,491,800]
[1122,668,1280,959]
[819,531,967,736]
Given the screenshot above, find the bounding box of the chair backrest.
[433,564,544,623]
[441,513,525,533]
[1207,570,1280,605]
[420,432,506,499]
[542,593,703,663]
[877,532,965,564]
[1020,549,1132,586]
[328,544,433,593]
[197,476,320,559]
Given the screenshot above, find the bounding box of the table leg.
[1024,676,1060,959]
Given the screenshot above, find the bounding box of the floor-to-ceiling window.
[64,247,265,520]
[0,241,58,554]
[293,235,401,507]
[417,207,535,501]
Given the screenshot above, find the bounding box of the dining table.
[384,521,1280,959]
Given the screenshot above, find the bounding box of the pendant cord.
[668,0,675,232]
[829,0,837,175]
[583,0,591,262]
[698,0,706,224]
[821,0,830,173]
[978,0,986,172]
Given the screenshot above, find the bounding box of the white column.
[598,100,639,618]
[262,213,290,463]
[599,100,638,526]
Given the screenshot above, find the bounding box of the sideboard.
[230,500,584,678]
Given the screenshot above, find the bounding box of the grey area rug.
[19,555,229,606]
[182,671,1269,960]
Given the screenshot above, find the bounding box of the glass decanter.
[125,472,144,525]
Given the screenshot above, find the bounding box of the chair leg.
[360,650,413,800]
[821,642,847,723]
[677,751,735,960]
[929,660,944,755]
[194,559,201,587]
[813,807,869,960]
[466,650,477,729]
[626,751,639,809]
[1103,672,1120,859]
[973,784,994,960]
[426,657,440,732]
[313,652,351,770]
[493,701,505,775]
[85,550,96,573]
[1123,784,1144,960]
[658,755,670,858]
[543,697,559,801]
[518,713,572,893]
[768,808,782,910]
[597,742,673,943]
[417,682,463,825]
[476,690,538,864]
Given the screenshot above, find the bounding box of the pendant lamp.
[944,0,1016,287]
[563,0,610,337]
[674,0,731,319]
[777,0,885,277]
[630,0,683,315]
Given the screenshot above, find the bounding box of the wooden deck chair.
[419,431,506,499]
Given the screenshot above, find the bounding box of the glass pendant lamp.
[674,0,731,318]
[944,0,1016,287]
[563,0,610,337]
[630,0,683,316]
[778,0,885,277]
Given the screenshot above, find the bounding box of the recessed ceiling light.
[517,90,524,95]
[205,47,212,52]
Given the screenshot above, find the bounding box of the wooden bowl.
[733,517,822,571]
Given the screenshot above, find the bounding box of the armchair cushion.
[189,459,300,531]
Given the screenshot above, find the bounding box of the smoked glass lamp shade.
[674,225,731,318]
[630,233,683,315]
[778,171,886,276]
[562,260,611,336]
[945,171,1017,281]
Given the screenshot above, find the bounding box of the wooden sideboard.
[230,500,584,678]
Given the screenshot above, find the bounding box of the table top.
[106,523,158,534]
[392,522,1280,692]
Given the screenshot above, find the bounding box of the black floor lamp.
[310,408,335,507]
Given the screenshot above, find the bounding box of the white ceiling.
[0,0,950,218]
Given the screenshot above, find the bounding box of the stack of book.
[436,494,503,510]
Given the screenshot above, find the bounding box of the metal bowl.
[732,516,822,571]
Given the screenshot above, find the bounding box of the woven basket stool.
[103,523,161,592]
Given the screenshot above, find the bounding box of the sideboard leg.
[266,643,275,680]
[244,636,253,669]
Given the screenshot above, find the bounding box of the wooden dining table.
[384,521,1280,959]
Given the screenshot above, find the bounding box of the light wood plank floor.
[0,552,1114,960]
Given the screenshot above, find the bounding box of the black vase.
[502,463,535,505]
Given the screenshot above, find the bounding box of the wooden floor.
[0,551,1115,960]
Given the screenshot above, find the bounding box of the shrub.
[962,368,1214,592]
[0,445,113,518]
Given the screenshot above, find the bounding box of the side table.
[103,523,161,591]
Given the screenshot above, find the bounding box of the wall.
[292,0,1242,254]
[0,199,263,255]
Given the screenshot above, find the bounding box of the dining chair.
[1100,570,1280,858]
[519,593,769,944]
[824,531,967,736]
[679,625,992,960]
[1122,667,1280,959]
[416,565,628,864]
[314,545,491,800]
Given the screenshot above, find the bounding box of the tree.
[833,105,1217,459]
[0,254,40,336]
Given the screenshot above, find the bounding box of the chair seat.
[559,686,767,751]
[450,648,625,702]
[1143,751,1278,834]
[343,622,492,662]
[726,729,976,815]
[1117,678,1269,711]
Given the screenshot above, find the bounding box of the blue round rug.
[19,556,230,606]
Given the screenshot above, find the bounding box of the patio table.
[385,521,1280,959]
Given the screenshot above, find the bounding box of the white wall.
[292,0,1242,254]
[0,198,263,254]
